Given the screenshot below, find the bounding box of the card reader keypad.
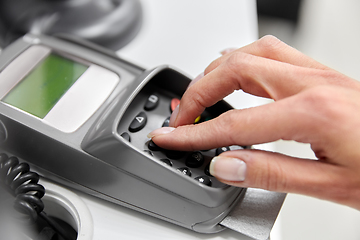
[118,86,248,189]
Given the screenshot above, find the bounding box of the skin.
[148,35,360,210]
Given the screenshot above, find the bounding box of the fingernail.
[210,156,247,181]
[147,127,175,138]
[220,48,237,55]
[169,104,179,127]
[187,72,204,89]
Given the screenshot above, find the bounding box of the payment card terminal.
[0,34,284,236]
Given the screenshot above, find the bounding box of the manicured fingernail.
[187,72,204,89]
[169,104,179,127]
[147,127,175,138]
[220,48,237,55]
[210,156,247,181]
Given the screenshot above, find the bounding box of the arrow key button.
[129,111,148,132]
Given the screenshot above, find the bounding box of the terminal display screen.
[2,53,88,118]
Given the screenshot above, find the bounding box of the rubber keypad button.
[195,176,212,186]
[177,167,192,176]
[144,94,159,111]
[185,151,204,168]
[129,111,147,132]
[170,98,180,112]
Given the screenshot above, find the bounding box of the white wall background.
[118,0,263,112]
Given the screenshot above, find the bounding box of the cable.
[0,153,77,240]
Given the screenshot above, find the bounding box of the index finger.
[171,36,333,128]
[171,51,359,127]
[151,88,315,151]
[150,85,343,151]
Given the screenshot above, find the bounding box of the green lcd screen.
[2,53,88,118]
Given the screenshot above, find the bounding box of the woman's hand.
[148,35,360,210]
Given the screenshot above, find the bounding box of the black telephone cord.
[0,153,77,240]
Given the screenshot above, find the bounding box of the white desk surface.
[78,1,273,239]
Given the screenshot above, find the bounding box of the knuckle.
[301,86,332,106]
[205,58,221,75]
[225,51,252,71]
[181,125,202,151]
[317,69,349,84]
[223,52,253,87]
[299,86,342,120]
[259,154,288,191]
[215,110,240,145]
[220,109,237,127]
[183,87,209,113]
[257,35,286,55]
[271,163,288,191]
[243,151,288,192]
[324,176,357,205]
[188,90,211,114]
[204,59,219,75]
[252,158,272,189]
[328,170,360,206]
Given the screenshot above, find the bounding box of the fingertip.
[147,127,175,139]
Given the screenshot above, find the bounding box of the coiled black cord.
[0,153,77,240]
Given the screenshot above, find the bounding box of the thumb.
[210,149,345,199]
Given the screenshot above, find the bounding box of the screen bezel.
[2,52,89,119]
[0,45,120,133]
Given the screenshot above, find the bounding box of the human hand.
[148,35,360,210]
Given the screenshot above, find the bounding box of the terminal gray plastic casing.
[0,34,246,233]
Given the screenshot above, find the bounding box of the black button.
[129,112,147,132]
[160,159,172,166]
[166,150,185,160]
[177,167,191,176]
[186,151,204,168]
[144,94,159,111]
[121,132,131,142]
[162,116,170,127]
[148,140,161,151]
[195,176,212,186]
[215,146,230,156]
